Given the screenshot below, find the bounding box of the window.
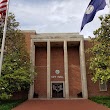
[99,81,107,91]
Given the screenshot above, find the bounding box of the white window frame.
[99,80,107,91]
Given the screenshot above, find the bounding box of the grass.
[0,99,26,110]
[90,96,110,108]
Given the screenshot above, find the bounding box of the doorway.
[51,82,64,98]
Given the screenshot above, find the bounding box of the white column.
[79,39,88,99]
[28,40,35,99]
[47,41,51,98]
[64,40,69,98]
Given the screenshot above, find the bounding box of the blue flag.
[81,0,106,31]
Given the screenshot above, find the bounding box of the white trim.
[21,30,36,33]
[32,39,82,42]
[51,81,65,98]
[28,39,35,99]
[47,41,51,98]
[64,41,69,98]
[79,39,88,98]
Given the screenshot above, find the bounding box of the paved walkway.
[12,99,110,110]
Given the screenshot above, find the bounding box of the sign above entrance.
[55,70,60,74]
[51,76,64,79]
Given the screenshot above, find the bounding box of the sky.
[9,0,109,38]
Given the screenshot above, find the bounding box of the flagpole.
[0,0,10,77]
[108,0,110,14]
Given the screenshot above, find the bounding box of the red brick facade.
[23,31,110,98]
[84,41,110,97]
[51,47,65,82]
[68,46,82,98]
[35,47,47,98]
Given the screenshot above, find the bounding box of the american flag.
[0,0,8,26]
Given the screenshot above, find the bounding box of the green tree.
[87,14,110,83]
[0,13,34,100]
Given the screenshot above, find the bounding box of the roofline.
[21,30,36,34]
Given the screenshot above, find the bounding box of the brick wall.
[51,47,65,81]
[23,31,36,54]
[84,40,110,97]
[34,47,47,98]
[68,46,82,98]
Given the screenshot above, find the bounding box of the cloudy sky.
[9,0,109,38]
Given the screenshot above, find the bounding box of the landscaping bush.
[0,99,26,110]
[0,13,35,100]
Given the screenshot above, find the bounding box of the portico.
[28,33,88,99]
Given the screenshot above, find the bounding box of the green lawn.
[90,96,110,108]
[0,99,26,110]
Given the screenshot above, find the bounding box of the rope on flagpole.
[0,0,10,77]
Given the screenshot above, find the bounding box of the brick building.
[23,30,110,99]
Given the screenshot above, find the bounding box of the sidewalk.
[12,99,110,110]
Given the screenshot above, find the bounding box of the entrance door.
[52,83,63,98]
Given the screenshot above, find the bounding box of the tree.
[87,14,110,83]
[0,13,34,100]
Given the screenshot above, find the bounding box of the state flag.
[81,0,106,31]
